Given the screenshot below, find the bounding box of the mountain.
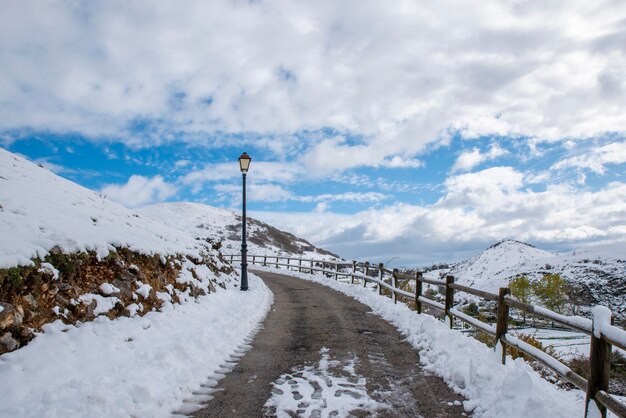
[436,240,626,321]
[137,202,339,259]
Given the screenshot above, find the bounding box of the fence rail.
[227,254,626,418]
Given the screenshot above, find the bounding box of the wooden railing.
[228,254,626,418]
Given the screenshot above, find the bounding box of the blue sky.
[1,0,626,265]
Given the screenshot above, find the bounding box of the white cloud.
[300,192,387,203]
[378,156,422,169]
[214,183,294,204]
[551,141,626,174]
[101,175,177,208]
[1,0,625,173]
[253,167,626,264]
[451,144,508,173]
[182,162,303,186]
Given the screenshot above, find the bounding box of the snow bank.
[255,266,585,418]
[0,273,273,418]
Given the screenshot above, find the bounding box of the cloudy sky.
[2,0,626,265]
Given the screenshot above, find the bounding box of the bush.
[463,302,479,317]
[532,273,568,313]
[509,275,532,323]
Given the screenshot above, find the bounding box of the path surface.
[192,270,467,417]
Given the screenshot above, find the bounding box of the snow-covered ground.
[512,328,590,360]
[0,273,273,418]
[252,265,588,418]
[511,327,626,361]
[0,149,213,268]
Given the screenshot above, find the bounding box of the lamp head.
[238,152,251,173]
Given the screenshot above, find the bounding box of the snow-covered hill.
[431,240,626,321]
[0,148,215,268]
[138,202,338,260]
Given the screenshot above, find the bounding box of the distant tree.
[532,273,568,314]
[509,275,532,323]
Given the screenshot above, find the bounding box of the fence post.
[298,259,302,273]
[444,275,454,328]
[392,269,398,304]
[585,307,611,418]
[252,255,256,265]
[495,287,511,364]
[378,263,384,295]
[263,255,267,266]
[275,256,279,268]
[334,263,338,281]
[230,254,234,263]
[363,262,369,287]
[350,261,354,284]
[310,260,314,274]
[415,271,423,314]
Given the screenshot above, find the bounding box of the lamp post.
[238,152,251,291]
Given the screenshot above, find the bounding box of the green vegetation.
[509,275,532,323]
[532,273,568,314]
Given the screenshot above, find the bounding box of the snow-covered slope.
[449,240,554,290]
[0,148,212,268]
[441,240,626,320]
[138,202,338,260]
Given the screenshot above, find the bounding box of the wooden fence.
[228,253,626,418]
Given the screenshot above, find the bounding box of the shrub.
[532,273,568,314]
[509,275,532,323]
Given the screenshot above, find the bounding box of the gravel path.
[192,270,467,417]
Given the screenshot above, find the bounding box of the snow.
[263,347,388,417]
[502,334,572,376]
[593,306,626,349]
[136,282,152,299]
[512,328,590,360]
[534,306,592,333]
[0,273,273,418]
[254,265,585,418]
[0,305,4,313]
[592,306,612,338]
[0,148,217,268]
[38,262,60,280]
[99,283,120,296]
[125,303,141,317]
[79,293,121,316]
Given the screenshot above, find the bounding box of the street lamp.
[238,152,251,291]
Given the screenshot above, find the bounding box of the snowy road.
[192,270,467,417]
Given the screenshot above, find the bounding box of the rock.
[55,294,70,307]
[113,257,125,269]
[113,279,133,299]
[59,283,73,292]
[85,299,97,318]
[14,305,24,326]
[0,303,17,329]
[0,332,19,351]
[24,293,38,308]
[49,245,63,255]
[25,310,37,321]
[208,281,217,294]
